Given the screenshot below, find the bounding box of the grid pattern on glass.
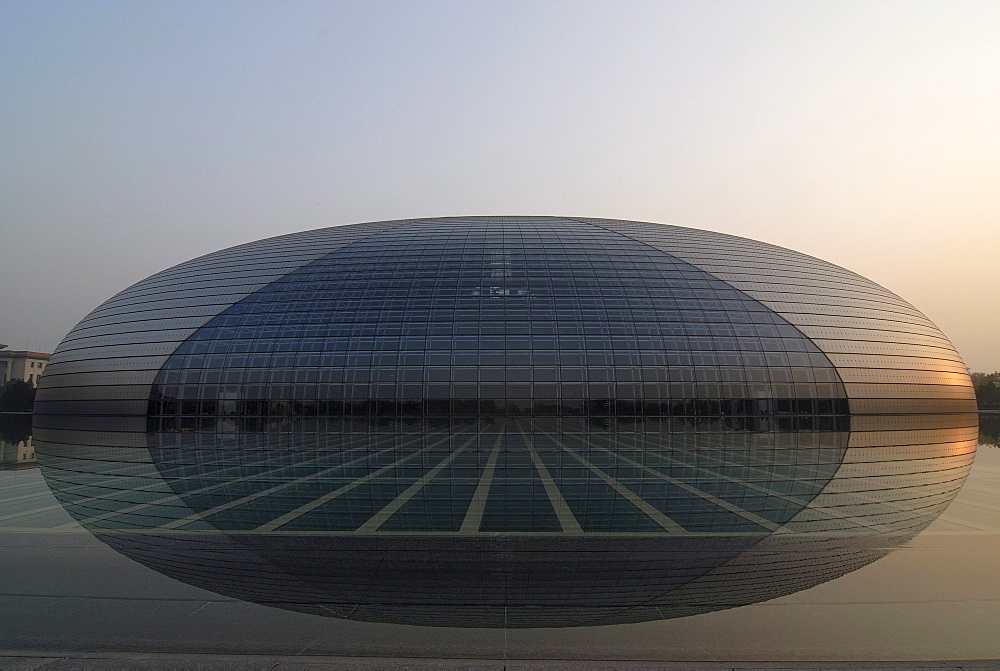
[29,216,980,626]
[37,216,975,432]
[30,418,976,627]
[36,419,975,537]
[130,423,850,534]
[146,219,848,429]
[33,220,410,428]
[585,218,977,416]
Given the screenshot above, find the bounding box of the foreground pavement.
[2,652,1000,670]
[2,450,999,664]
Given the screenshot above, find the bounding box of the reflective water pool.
[1,427,998,664]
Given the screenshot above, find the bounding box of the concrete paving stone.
[2,653,1000,670]
[0,656,63,670]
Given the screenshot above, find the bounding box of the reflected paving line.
[66,442,380,531]
[37,431,382,509]
[2,483,82,505]
[0,433,429,532]
[651,441,974,534]
[40,433,413,530]
[544,421,830,486]
[636,449,907,534]
[357,429,486,532]
[0,478,46,493]
[30,457,178,501]
[1,458,183,526]
[643,430,842,478]
[517,421,583,534]
[936,478,1000,532]
[610,436,822,503]
[481,421,976,536]
[540,429,686,533]
[784,458,974,530]
[926,515,998,533]
[152,433,431,531]
[589,431,914,534]
[0,491,67,520]
[793,490,957,533]
[943,497,1000,516]
[40,445,327,530]
[674,443,837,484]
[254,432,458,532]
[460,433,504,533]
[561,432,778,532]
[588,432,815,511]
[0,473,181,526]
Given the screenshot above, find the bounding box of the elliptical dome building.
[33,217,978,627]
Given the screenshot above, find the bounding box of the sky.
[2,1,998,371]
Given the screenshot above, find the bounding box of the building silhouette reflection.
[30,217,980,627]
[0,415,36,471]
[36,412,977,627]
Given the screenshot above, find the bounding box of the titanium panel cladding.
[33,217,978,627]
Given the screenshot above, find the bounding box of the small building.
[0,434,36,470]
[0,344,52,387]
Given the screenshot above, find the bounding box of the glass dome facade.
[32,217,978,626]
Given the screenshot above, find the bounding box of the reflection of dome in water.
[33,217,978,627]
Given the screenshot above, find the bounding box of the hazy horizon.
[2,1,997,371]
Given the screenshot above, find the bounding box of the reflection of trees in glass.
[980,413,1000,447]
[0,379,35,412]
[972,372,1000,410]
[0,413,31,445]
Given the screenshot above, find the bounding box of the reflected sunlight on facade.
[32,217,978,627]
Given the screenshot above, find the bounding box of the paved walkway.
[2,651,1000,670]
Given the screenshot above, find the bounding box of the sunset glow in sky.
[2,1,998,371]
